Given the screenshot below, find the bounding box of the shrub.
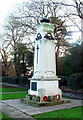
[2,76,19,84]
[2,76,7,83]
[2,76,30,87]
[19,76,30,88]
[67,73,83,90]
[58,75,68,86]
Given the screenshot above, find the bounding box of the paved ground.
[0,82,27,88]
[63,91,83,99]
[0,91,27,94]
[0,101,35,120]
[0,82,83,119]
[0,98,83,119]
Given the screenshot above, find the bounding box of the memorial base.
[21,98,70,107]
[28,77,61,97]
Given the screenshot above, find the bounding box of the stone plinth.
[28,77,61,96]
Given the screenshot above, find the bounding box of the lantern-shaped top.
[40,17,50,23]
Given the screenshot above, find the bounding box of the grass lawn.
[0,111,14,120]
[33,106,83,119]
[0,92,27,100]
[0,87,28,92]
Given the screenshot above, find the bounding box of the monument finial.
[40,15,50,23]
[44,15,47,18]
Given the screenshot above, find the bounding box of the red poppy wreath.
[56,94,60,100]
[43,96,48,102]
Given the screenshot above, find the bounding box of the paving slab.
[0,98,83,116]
[0,101,35,120]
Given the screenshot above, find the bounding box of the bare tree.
[73,0,83,19]
[52,0,83,33]
[0,43,12,76]
[3,15,28,49]
[2,0,69,75]
[15,0,67,47]
[2,14,30,75]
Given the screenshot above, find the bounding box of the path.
[0,82,27,88]
[0,101,35,120]
[0,82,83,119]
[63,91,83,99]
[0,98,82,119]
[0,82,27,94]
[0,91,27,94]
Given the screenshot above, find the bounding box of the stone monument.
[28,17,62,100]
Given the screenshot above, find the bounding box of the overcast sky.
[0,0,81,43]
[0,0,25,25]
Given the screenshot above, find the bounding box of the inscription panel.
[31,82,37,91]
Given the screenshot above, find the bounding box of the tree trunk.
[56,45,60,75]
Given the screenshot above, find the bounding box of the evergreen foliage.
[67,73,83,90]
[2,76,30,87]
[60,42,83,76]
[12,43,33,76]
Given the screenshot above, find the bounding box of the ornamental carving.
[36,33,42,40]
[44,33,54,40]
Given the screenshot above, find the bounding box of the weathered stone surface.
[28,19,62,97]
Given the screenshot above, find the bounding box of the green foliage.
[61,56,74,76]
[2,76,19,84]
[67,73,83,90]
[12,43,34,76]
[12,43,28,76]
[58,75,68,86]
[26,50,34,67]
[61,42,83,76]
[2,76,30,87]
[19,76,30,88]
[48,96,51,102]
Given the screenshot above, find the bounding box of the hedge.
[2,76,30,88]
[2,76,18,84]
[67,73,83,90]
[58,75,68,86]
[19,76,30,88]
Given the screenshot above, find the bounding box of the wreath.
[32,94,36,97]
[43,96,48,102]
[32,94,37,101]
[56,94,60,100]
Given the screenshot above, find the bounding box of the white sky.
[0,0,25,27]
[0,0,81,43]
